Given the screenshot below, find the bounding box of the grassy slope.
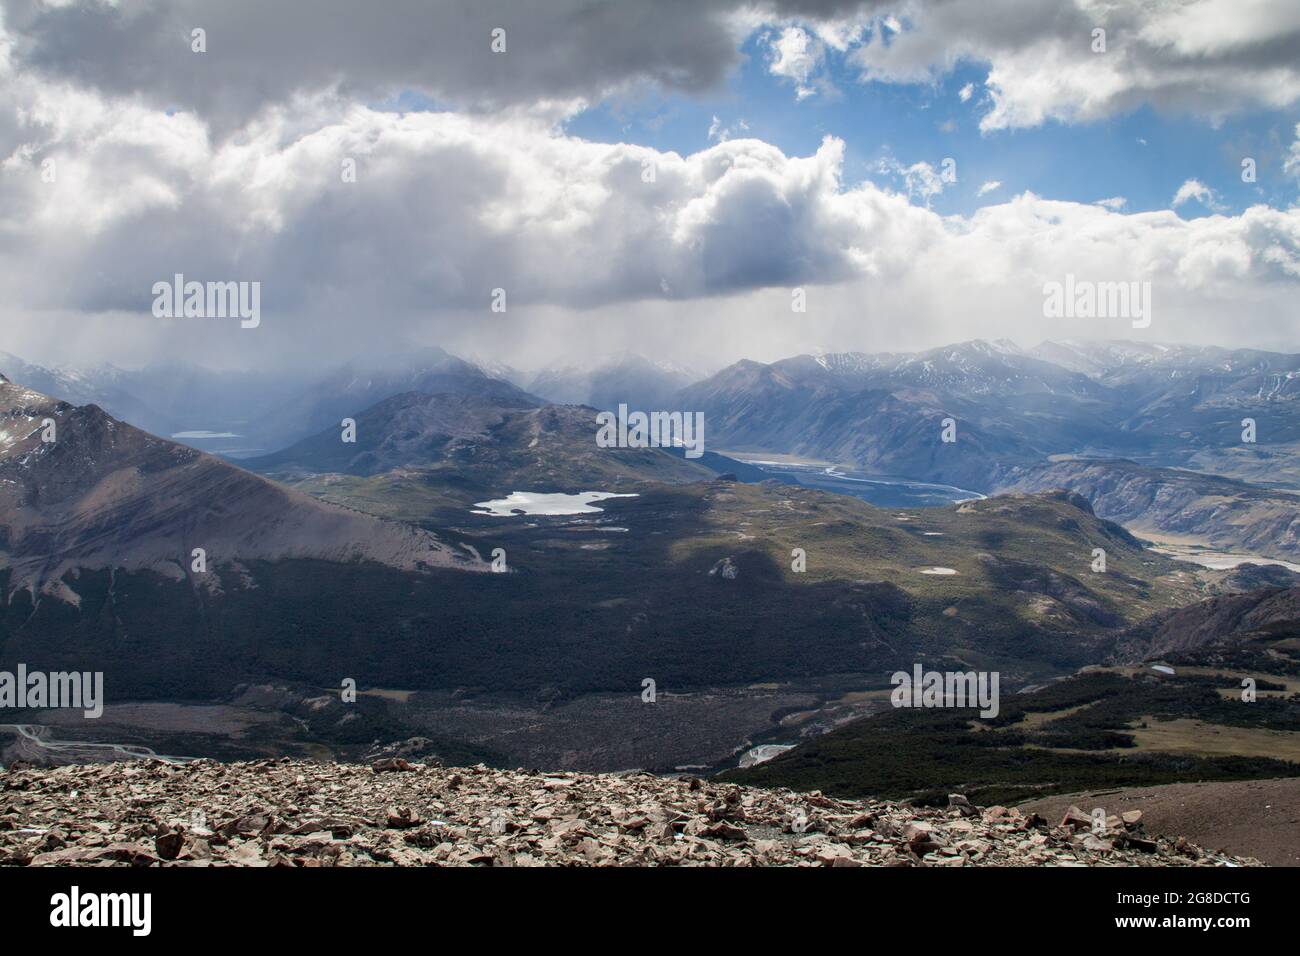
[1,482,1215,704]
[279,440,722,523]
[296,468,1208,635]
[669,482,1206,668]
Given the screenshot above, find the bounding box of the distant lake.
[172,429,268,459]
[742,459,985,508]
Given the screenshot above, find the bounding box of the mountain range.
[1,337,1297,782]
[13,336,1297,474]
[678,339,1300,559]
[680,338,1300,486]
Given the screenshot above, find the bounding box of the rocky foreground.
[0,759,1260,867]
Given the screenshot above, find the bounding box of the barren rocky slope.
[1019,778,1300,868]
[0,759,1258,867]
[0,376,482,596]
[1113,585,1300,661]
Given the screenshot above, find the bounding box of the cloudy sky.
[1,0,1298,373]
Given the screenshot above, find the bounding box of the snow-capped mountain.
[806,340,1101,399]
[464,357,530,391]
[0,351,170,436]
[1032,339,1300,392]
[1028,339,1300,447]
[676,338,1300,490]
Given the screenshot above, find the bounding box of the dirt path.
[1018,777,1300,867]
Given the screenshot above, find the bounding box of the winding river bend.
[741,459,986,508]
[0,723,193,767]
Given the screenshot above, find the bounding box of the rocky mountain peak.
[0,384,484,597]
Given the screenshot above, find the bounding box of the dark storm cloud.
[1,0,892,129]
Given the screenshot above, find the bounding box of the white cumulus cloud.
[1172,179,1225,212]
[767,25,831,100]
[846,0,1300,131]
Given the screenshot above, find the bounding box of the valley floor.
[0,676,897,774]
[1139,530,1300,573]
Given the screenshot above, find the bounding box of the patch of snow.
[472,491,638,517]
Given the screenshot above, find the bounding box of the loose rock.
[0,760,1259,868]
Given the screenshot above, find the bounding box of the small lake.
[172,429,268,459]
